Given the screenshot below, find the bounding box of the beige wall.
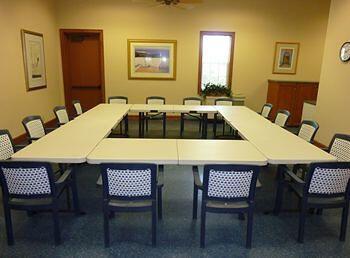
[315,0,350,145]
[55,0,330,111]
[0,0,61,137]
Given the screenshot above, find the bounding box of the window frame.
[197,31,235,95]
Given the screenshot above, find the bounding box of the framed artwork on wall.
[127,39,177,80]
[272,42,300,74]
[21,29,47,91]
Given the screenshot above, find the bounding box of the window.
[198,31,235,93]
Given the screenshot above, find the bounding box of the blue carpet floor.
[0,119,349,257]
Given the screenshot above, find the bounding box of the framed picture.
[21,29,47,91]
[272,42,300,74]
[128,39,177,80]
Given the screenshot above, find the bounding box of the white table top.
[130,104,175,113]
[219,106,336,164]
[171,105,218,114]
[11,104,130,163]
[87,138,178,164]
[177,140,268,165]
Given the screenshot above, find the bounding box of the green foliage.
[201,83,232,98]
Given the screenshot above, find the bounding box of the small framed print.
[21,29,47,91]
[128,39,177,80]
[273,42,300,74]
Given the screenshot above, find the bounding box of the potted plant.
[201,82,232,99]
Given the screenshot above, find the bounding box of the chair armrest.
[55,168,72,185]
[192,166,203,188]
[282,166,305,184]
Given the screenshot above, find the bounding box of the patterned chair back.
[0,161,55,199]
[108,96,128,104]
[0,130,15,160]
[274,110,290,127]
[215,98,234,106]
[183,97,202,106]
[53,106,69,126]
[100,163,157,201]
[298,120,319,143]
[261,103,273,118]
[306,162,350,197]
[72,100,83,116]
[202,164,260,202]
[146,96,165,105]
[329,134,350,161]
[22,116,46,142]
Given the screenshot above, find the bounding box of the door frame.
[59,29,105,111]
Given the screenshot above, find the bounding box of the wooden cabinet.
[267,80,318,126]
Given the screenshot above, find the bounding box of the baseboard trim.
[13,118,57,145]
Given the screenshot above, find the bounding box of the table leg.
[201,113,208,139]
[141,112,145,138]
[138,112,142,137]
[163,113,166,138]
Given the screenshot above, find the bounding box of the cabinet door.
[276,83,297,124]
[293,84,318,125]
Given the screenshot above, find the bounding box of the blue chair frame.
[22,115,55,143]
[274,109,291,127]
[180,97,203,137]
[143,96,166,138]
[108,96,129,136]
[100,163,158,247]
[0,161,81,245]
[259,103,273,119]
[213,98,235,138]
[200,164,260,248]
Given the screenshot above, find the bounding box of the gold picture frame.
[21,29,47,91]
[272,42,300,74]
[127,39,177,80]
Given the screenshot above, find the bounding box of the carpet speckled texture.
[1,119,349,257]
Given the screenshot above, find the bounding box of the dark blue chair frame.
[0,129,27,156]
[180,97,203,137]
[200,164,260,248]
[100,163,158,247]
[142,96,166,138]
[213,98,235,138]
[274,109,291,128]
[53,106,71,127]
[0,161,81,245]
[297,120,319,143]
[108,96,129,136]
[259,103,273,119]
[327,133,350,154]
[72,99,83,117]
[274,162,350,243]
[22,115,56,143]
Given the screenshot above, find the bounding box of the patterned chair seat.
[206,200,249,209]
[109,199,152,208]
[8,197,53,206]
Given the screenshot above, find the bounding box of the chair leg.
[200,203,206,248]
[246,209,253,248]
[199,117,202,133]
[152,201,157,247]
[162,113,166,138]
[193,184,198,219]
[298,201,307,243]
[340,201,349,241]
[222,121,225,135]
[70,168,81,215]
[125,115,129,135]
[104,206,110,248]
[180,114,184,137]
[158,187,163,220]
[3,204,14,245]
[52,203,61,245]
[213,114,217,138]
[238,213,245,220]
[146,118,149,132]
[66,187,71,210]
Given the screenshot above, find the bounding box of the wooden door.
[60,29,105,115]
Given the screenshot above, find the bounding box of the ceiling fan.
[132,0,203,10]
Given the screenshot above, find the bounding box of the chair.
[144,96,166,138]
[72,100,83,117]
[53,106,70,127]
[274,162,350,243]
[327,134,350,161]
[260,103,273,119]
[297,120,319,143]
[274,109,291,127]
[108,96,129,135]
[180,97,202,137]
[0,161,81,245]
[196,164,260,248]
[0,130,27,160]
[22,116,55,143]
[100,163,160,247]
[213,98,234,138]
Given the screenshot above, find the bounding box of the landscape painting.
[128,39,177,80]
